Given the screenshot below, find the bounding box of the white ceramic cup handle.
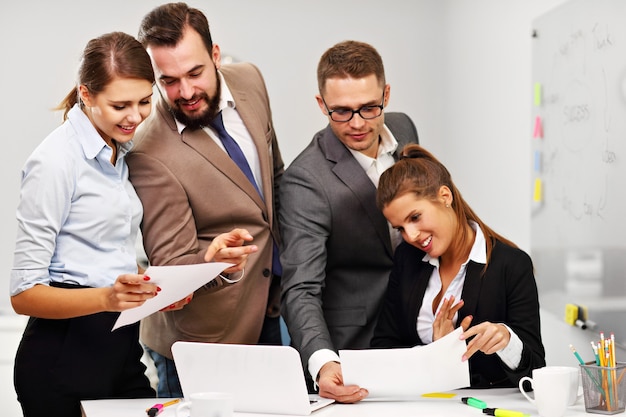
[176,401,192,417]
[519,376,536,405]
[576,384,584,402]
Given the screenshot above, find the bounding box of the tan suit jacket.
[127,63,283,358]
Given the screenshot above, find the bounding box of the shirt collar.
[67,104,133,159]
[349,124,399,171]
[174,71,234,134]
[424,220,487,267]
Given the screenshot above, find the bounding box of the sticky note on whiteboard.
[534,150,541,172]
[533,178,542,202]
[534,83,542,106]
[533,116,543,138]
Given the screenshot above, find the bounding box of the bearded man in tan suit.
[127,3,284,398]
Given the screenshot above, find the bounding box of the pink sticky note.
[533,116,543,138]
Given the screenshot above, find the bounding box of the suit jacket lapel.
[227,86,272,191]
[222,71,273,212]
[459,261,483,318]
[321,127,394,257]
[156,99,267,210]
[408,259,434,344]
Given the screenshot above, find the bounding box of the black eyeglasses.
[321,93,385,122]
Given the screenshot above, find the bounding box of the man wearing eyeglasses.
[279,40,419,404]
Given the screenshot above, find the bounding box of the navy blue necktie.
[210,112,261,196]
[210,112,282,277]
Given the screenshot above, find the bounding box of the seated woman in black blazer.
[371,144,545,388]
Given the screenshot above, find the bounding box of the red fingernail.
[143,276,151,281]
[157,286,162,292]
[186,297,192,303]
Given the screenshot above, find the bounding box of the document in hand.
[339,327,470,399]
[112,262,233,331]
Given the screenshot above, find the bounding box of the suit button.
[263,268,271,277]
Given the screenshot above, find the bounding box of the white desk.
[82,308,609,417]
[81,388,590,417]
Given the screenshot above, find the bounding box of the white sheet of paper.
[112,262,233,331]
[339,327,470,399]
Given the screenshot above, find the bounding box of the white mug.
[519,366,573,417]
[549,365,582,405]
[175,392,234,417]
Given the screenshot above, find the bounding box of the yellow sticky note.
[533,178,542,202]
[421,392,456,398]
[534,83,542,106]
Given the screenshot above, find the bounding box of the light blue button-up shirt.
[10,104,143,296]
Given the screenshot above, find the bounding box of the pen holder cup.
[580,362,626,414]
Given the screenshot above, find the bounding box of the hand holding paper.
[339,327,470,399]
[112,262,233,331]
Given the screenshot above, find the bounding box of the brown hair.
[138,2,213,52]
[377,144,517,268]
[317,40,386,94]
[56,31,154,120]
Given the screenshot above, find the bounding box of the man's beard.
[170,71,221,130]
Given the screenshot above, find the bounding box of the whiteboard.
[530,0,626,344]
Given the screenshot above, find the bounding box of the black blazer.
[371,239,546,388]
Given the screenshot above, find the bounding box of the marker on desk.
[575,319,587,329]
[461,397,487,409]
[146,398,181,416]
[482,407,529,417]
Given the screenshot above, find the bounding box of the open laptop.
[171,341,335,415]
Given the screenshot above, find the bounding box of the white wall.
[0,0,570,411]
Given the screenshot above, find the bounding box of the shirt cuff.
[219,268,245,284]
[308,349,341,390]
[10,268,50,296]
[496,323,523,369]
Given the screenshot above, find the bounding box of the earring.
[446,204,450,208]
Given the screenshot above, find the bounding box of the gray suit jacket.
[279,112,419,377]
[127,63,283,359]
